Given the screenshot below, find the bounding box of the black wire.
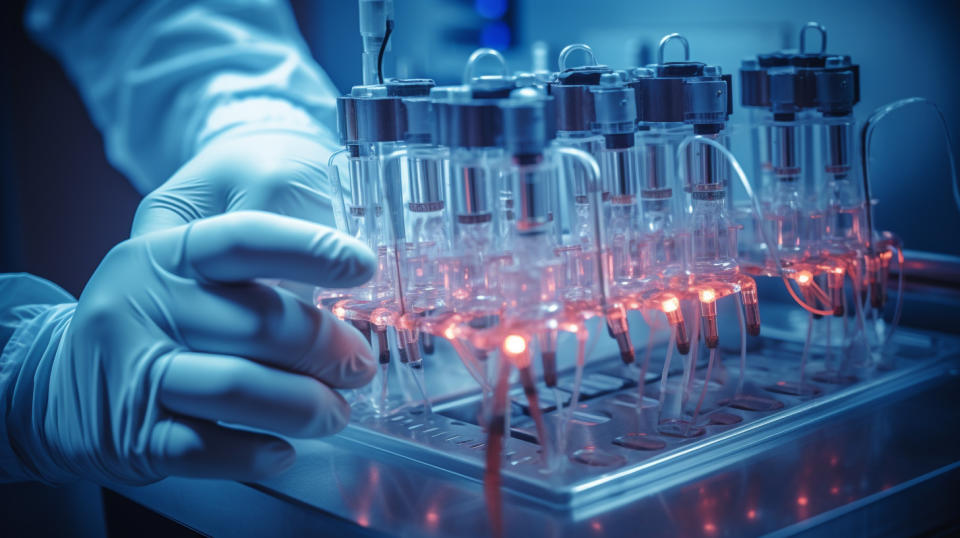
[377,19,394,85]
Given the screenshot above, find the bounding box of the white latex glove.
[1,211,376,485]
[131,130,340,237]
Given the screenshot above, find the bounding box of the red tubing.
[484,361,512,538]
[782,276,834,317]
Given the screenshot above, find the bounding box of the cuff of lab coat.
[193,96,337,155]
[0,300,77,485]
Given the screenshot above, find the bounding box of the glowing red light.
[590,520,603,532]
[426,511,439,526]
[504,334,527,355]
[699,289,716,303]
[747,509,757,520]
[703,522,717,534]
[830,486,839,495]
[443,325,456,340]
[797,496,808,507]
[662,297,680,313]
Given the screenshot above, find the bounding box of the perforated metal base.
[340,328,959,512]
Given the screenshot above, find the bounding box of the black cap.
[502,89,556,156]
[658,61,705,77]
[337,93,404,144]
[757,52,791,68]
[548,65,613,132]
[629,63,730,126]
[815,66,857,116]
[384,78,435,97]
[337,80,435,145]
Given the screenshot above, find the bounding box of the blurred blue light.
[475,0,508,20]
[480,21,511,49]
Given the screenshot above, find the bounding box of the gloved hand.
[4,211,376,485]
[131,130,340,237]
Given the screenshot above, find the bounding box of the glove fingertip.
[336,344,378,389]
[310,311,378,389]
[345,243,378,287]
[254,440,297,477]
[311,230,378,288]
[328,393,352,434]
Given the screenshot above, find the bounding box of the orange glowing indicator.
[504,334,527,355]
[662,297,680,313]
[699,289,716,303]
[703,522,717,534]
[443,325,456,340]
[797,496,808,507]
[796,271,812,285]
[425,510,439,526]
[332,306,346,320]
[747,509,757,520]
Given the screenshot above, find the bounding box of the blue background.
[0,2,958,534]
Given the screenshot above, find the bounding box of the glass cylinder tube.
[820,115,865,251]
[445,147,506,315]
[683,133,738,276]
[602,145,641,284]
[502,155,564,321]
[555,132,604,295]
[637,127,684,273]
[748,109,775,207]
[403,145,450,312]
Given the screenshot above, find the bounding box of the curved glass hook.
[557,43,597,71]
[658,33,690,65]
[799,22,827,54]
[463,48,509,85]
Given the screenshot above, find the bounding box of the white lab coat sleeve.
[0,274,76,483]
[25,0,342,194]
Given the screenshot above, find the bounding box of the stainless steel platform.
[108,300,960,537]
[339,323,958,514]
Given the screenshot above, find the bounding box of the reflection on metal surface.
[330,324,958,516]
[110,350,960,537]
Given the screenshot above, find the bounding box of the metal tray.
[339,323,960,512]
